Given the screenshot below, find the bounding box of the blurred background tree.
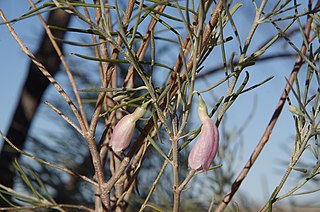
[0,8,71,207]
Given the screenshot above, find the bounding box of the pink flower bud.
[188,96,219,171]
[109,102,149,152]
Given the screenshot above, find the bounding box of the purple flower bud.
[188,96,219,171]
[109,102,149,152]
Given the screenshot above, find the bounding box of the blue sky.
[0,1,317,207]
[0,3,33,131]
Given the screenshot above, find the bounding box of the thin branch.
[197,53,297,79]
[123,3,167,88]
[178,170,196,191]
[89,0,136,209]
[168,0,223,100]
[139,158,170,211]
[101,1,225,208]
[0,204,94,212]
[28,0,89,132]
[0,130,97,186]
[44,101,82,135]
[0,6,105,210]
[89,0,135,138]
[215,1,318,210]
[0,10,84,137]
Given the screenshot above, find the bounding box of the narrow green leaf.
[240,76,274,94]
[79,86,147,93]
[147,135,171,163]
[72,53,173,71]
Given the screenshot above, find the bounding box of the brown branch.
[0,203,94,212]
[0,11,83,136]
[97,0,136,161]
[90,0,135,139]
[168,0,219,86]
[28,0,89,132]
[10,2,113,209]
[0,130,97,186]
[106,5,169,207]
[101,0,224,205]
[86,0,136,209]
[202,0,223,48]
[44,101,82,134]
[98,2,170,206]
[0,9,72,205]
[215,1,318,211]
[197,53,297,79]
[123,3,167,88]
[168,0,223,100]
